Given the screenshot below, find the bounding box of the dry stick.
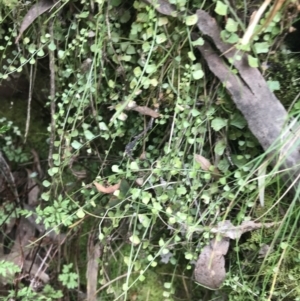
[241,0,272,45]
[30,244,53,289]
[95,271,138,295]
[86,241,101,301]
[24,64,35,143]
[48,19,56,168]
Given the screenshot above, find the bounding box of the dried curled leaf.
[16,0,55,43]
[94,181,120,194]
[142,0,177,16]
[109,101,160,118]
[211,220,280,240]
[132,106,160,118]
[194,238,229,289]
[194,154,212,171]
[194,154,221,177]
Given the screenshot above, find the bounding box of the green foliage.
[58,263,79,289]
[0,260,20,283]
[4,285,63,301]
[0,0,299,300]
[35,195,76,229]
[268,51,300,108]
[0,117,29,163]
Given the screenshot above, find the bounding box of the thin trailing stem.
[48,18,56,169]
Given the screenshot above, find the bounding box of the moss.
[103,244,174,301]
[0,97,49,161]
[267,52,300,108]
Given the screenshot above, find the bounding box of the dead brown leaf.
[142,0,178,16]
[258,244,272,258]
[132,106,160,118]
[194,154,221,178]
[16,0,55,43]
[194,238,229,289]
[94,181,120,194]
[109,101,160,118]
[194,154,212,171]
[289,26,296,33]
[211,220,280,240]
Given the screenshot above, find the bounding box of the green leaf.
[225,18,238,32]
[20,56,27,64]
[254,42,269,54]
[158,17,168,26]
[112,165,121,173]
[188,51,196,61]
[215,140,226,156]
[23,37,30,44]
[248,55,259,68]
[185,252,193,260]
[211,117,227,131]
[192,62,202,70]
[129,234,141,245]
[43,180,51,187]
[185,14,198,26]
[52,154,60,160]
[191,108,200,117]
[28,44,36,54]
[99,122,108,130]
[215,1,228,16]
[41,192,50,201]
[230,114,247,129]
[111,0,122,6]
[48,42,56,51]
[71,140,83,149]
[134,66,142,77]
[280,242,288,249]
[192,37,204,46]
[108,79,115,88]
[48,167,59,176]
[176,185,187,196]
[37,49,45,57]
[84,130,95,140]
[192,69,204,80]
[120,10,131,23]
[156,33,167,44]
[138,214,151,227]
[142,191,151,204]
[226,32,239,44]
[0,260,21,281]
[58,264,78,289]
[76,208,85,218]
[126,45,136,54]
[139,274,146,281]
[90,44,97,52]
[71,129,78,137]
[267,80,280,92]
[145,64,157,74]
[130,161,139,170]
[150,78,158,86]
